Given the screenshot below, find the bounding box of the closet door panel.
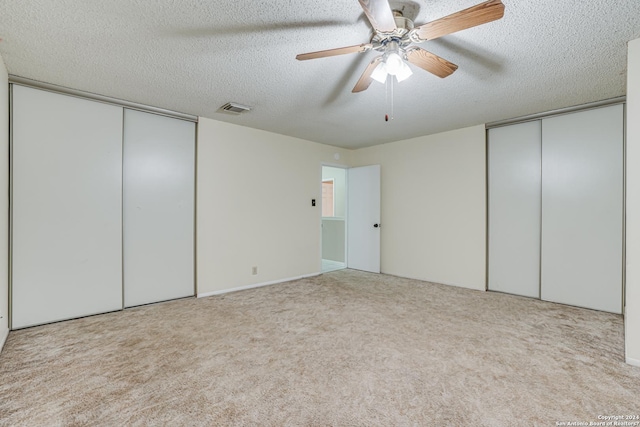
[123,109,195,307]
[488,121,541,298]
[541,105,623,313]
[12,85,123,328]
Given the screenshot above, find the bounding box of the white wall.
[350,125,487,290]
[626,37,640,367]
[0,55,8,350]
[197,118,351,295]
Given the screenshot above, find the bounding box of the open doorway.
[321,166,347,273]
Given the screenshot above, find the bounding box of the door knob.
[373,223,379,228]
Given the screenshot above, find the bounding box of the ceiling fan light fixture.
[394,61,413,82]
[371,62,388,83]
[384,52,404,75]
[296,0,504,94]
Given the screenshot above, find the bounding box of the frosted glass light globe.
[371,62,388,83]
[385,53,404,76]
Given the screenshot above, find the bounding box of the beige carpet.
[1,270,639,426]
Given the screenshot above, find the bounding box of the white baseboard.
[197,272,321,298]
[626,357,640,368]
[0,328,8,354]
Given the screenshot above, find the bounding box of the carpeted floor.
[1,269,639,426]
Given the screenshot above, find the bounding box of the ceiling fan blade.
[414,0,505,41]
[352,56,383,93]
[358,0,397,33]
[296,43,372,61]
[406,47,458,78]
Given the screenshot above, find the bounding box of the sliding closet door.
[12,85,123,328]
[541,105,623,313]
[488,121,541,298]
[123,109,195,307]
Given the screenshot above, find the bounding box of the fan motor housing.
[371,10,414,48]
[393,12,414,31]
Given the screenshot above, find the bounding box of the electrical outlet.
[252,266,258,275]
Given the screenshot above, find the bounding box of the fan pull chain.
[384,75,395,122]
[385,75,389,122]
[390,76,394,121]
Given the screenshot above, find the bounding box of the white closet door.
[123,109,195,307]
[541,105,623,313]
[12,85,123,329]
[488,121,542,298]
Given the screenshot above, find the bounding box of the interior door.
[347,165,381,273]
[12,85,123,328]
[540,104,623,313]
[488,121,542,298]
[123,109,195,307]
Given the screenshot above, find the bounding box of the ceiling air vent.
[218,102,252,115]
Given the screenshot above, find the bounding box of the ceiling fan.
[296,0,505,93]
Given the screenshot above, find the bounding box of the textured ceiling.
[0,0,639,149]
